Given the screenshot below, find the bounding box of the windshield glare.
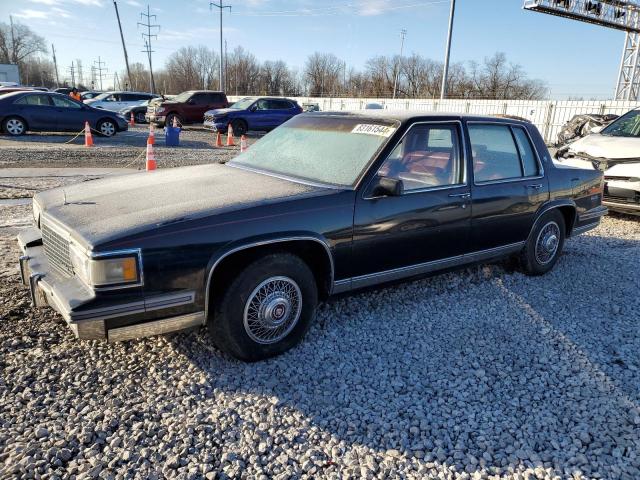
[229,115,398,187]
[172,91,193,103]
[602,109,640,137]
[231,97,256,109]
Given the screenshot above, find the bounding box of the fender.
[203,233,335,320]
[527,199,577,242]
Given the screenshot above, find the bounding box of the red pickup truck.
[146,90,228,127]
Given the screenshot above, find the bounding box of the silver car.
[84,91,159,112]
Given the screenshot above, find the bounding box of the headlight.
[70,246,142,288]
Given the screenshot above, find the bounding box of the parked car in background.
[365,102,385,110]
[0,87,37,96]
[120,100,151,124]
[303,103,320,112]
[85,91,159,112]
[203,96,302,135]
[556,106,640,215]
[0,91,128,137]
[18,112,606,361]
[145,90,228,127]
[80,91,101,101]
[53,87,74,95]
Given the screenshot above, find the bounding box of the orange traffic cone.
[226,123,235,146]
[215,131,223,147]
[172,116,179,128]
[129,112,135,126]
[146,139,157,171]
[148,123,155,145]
[240,135,248,152]
[84,121,93,147]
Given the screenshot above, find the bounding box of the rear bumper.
[17,228,205,341]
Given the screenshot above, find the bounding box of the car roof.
[305,110,532,125]
[100,91,156,95]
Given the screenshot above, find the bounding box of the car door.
[270,100,296,127]
[12,93,57,130]
[249,99,274,130]
[466,122,549,251]
[180,93,209,123]
[352,121,471,283]
[51,95,87,131]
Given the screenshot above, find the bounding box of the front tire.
[166,113,182,128]
[520,210,565,276]
[97,119,117,137]
[3,116,27,136]
[208,253,318,362]
[231,119,247,136]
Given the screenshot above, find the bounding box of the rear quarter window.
[469,124,522,183]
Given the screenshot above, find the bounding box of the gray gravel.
[0,125,250,169]
[1,162,639,478]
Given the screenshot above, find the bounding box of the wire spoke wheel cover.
[100,122,115,136]
[535,221,561,265]
[243,276,302,344]
[6,119,24,135]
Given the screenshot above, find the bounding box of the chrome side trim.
[348,242,525,291]
[204,236,335,321]
[579,205,608,221]
[571,221,600,236]
[107,311,206,342]
[332,279,352,294]
[145,291,196,312]
[72,301,145,322]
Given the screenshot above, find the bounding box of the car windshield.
[91,92,114,101]
[601,109,640,137]
[172,91,193,103]
[230,97,256,110]
[229,115,398,187]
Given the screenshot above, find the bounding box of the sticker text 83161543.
[351,124,396,137]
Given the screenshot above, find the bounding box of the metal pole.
[440,0,455,100]
[51,43,60,87]
[113,1,132,91]
[393,29,407,99]
[211,2,231,91]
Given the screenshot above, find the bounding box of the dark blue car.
[0,91,128,137]
[203,97,302,135]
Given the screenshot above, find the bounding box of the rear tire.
[231,119,247,136]
[208,253,318,362]
[3,116,27,136]
[135,112,146,123]
[520,210,565,276]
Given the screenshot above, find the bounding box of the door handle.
[526,184,543,189]
[448,192,470,198]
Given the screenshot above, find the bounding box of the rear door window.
[469,124,524,183]
[51,96,81,109]
[15,94,52,106]
[269,100,293,110]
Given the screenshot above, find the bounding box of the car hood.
[205,107,236,116]
[35,164,327,249]
[568,134,640,160]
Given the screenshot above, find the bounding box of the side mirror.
[371,176,404,197]
[187,98,195,105]
[249,104,257,112]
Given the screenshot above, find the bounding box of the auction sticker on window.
[351,124,396,137]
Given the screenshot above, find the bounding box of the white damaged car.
[556,107,640,215]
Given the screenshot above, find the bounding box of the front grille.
[204,113,215,122]
[605,176,632,181]
[41,222,73,276]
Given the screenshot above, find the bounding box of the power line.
[94,56,107,91]
[211,1,232,91]
[138,4,160,94]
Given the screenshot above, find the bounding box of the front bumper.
[17,228,205,341]
[603,179,640,215]
[203,119,228,132]
[145,113,166,126]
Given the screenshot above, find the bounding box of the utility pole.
[76,59,84,88]
[225,39,228,91]
[440,0,455,100]
[113,1,132,90]
[392,29,407,99]
[67,61,76,87]
[9,16,16,64]
[51,43,60,87]
[138,5,159,93]
[210,1,232,91]
[94,56,107,91]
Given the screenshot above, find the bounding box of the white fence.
[228,96,638,144]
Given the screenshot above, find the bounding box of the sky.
[0,0,626,99]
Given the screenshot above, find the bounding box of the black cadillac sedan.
[0,91,128,137]
[18,112,607,361]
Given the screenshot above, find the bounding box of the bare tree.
[0,21,46,65]
[303,52,343,96]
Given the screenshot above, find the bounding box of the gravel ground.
[0,126,252,169]
[1,182,639,479]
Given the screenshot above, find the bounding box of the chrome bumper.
[17,228,205,342]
